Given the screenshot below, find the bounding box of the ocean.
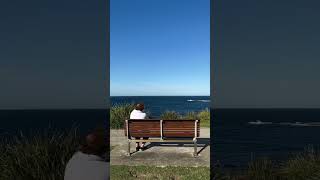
[0,109,107,136]
[213,108,320,168]
[112,97,320,167]
[0,96,209,135]
[1,96,319,168]
[111,96,210,117]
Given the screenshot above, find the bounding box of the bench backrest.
[125,119,200,138]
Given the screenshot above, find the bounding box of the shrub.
[215,146,320,180]
[110,103,135,129]
[281,146,320,180]
[212,162,234,180]
[111,165,210,180]
[198,108,210,127]
[160,111,181,120]
[247,158,277,180]
[183,111,199,120]
[0,128,80,180]
[110,106,210,128]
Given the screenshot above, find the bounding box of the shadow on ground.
[130,138,210,156]
[110,128,210,167]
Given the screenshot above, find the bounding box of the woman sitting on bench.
[130,103,149,151]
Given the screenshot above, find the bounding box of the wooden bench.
[124,119,200,157]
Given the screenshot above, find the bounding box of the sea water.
[2,97,320,168]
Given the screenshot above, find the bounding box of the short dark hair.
[135,103,144,111]
[80,129,107,156]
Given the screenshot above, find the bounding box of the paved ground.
[110,128,210,167]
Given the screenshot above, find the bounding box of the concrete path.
[110,128,210,167]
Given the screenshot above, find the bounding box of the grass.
[247,158,277,180]
[0,124,319,179]
[183,111,199,120]
[198,108,210,127]
[213,146,320,180]
[160,111,181,120]
[110,165,210,180]
[110,103,210,129]
[111,103,135,129]
[280,146,320,180]
[0,128,81,180]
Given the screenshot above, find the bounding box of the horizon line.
[110,95,210,97]
[2,107,320,110]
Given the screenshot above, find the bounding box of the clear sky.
[3,0,319,108]
[213,0,320,108]
[0,0,106,109]
[110,0,210,96]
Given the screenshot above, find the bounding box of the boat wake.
[187,99,210,102]
[248,120,320,127]
[248,120,272,125]
[279,122,320,127]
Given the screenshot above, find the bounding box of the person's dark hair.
[135,103,144,111]
[80,128,107,157]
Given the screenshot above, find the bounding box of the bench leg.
[127,141,131,156]
[193,140,198,157]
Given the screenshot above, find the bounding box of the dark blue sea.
[1,96,320,168]
[111,96,210,117]
[112,97,320,167]
[213,108,320,168]
[0,109,107,136]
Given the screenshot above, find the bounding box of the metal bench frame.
[125,119,199,157]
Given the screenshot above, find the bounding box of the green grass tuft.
[111,103,135,129]
[110,165,210,180]
[110,104,211,128]
[281,146,320,180]
[216,146,320,180]
[0,128,81,180]
[198,108,210,127]
[183,111,199,120]
[160,111,181,120]
[247,158,277,180]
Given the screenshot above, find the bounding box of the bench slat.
[125,119,200,138]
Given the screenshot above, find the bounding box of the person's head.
[135,103,144,111]
[80,129,108,157]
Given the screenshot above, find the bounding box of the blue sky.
[0,0,106,109]
[110,0,210,96]
[213,0,320,108]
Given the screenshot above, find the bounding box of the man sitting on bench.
[130,103,149,151]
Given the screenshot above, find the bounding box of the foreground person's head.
[80,129,107,157]
[135,103,144,111]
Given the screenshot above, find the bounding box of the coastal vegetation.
[111,165,210,180]
[0,128,81,180]
[160,111,181,120]
[110,103,210,129]
[110,103,135,129]
[111,146,320,179]
[0,126,319,179]
[214,146,320,180]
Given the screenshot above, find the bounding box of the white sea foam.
[283,122,320,127]
[248,121,320,127]
[248,120,272,125]
[187,99,210,102]
[198,100,210,102]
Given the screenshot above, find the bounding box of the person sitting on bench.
[130,103,149,151]
[64,129,109,180]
